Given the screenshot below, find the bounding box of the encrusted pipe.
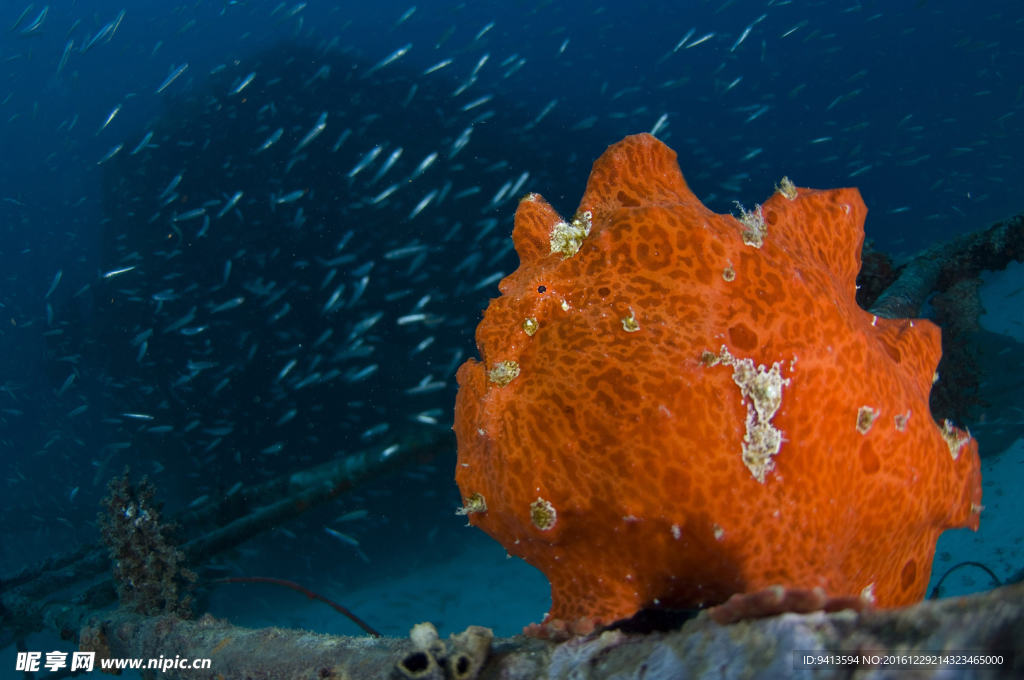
[870,258,941,319]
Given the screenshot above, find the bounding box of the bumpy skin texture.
[453,133,982,632]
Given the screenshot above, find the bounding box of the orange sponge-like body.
[453,133,982,631]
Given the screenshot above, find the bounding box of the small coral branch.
[98,467,196,617]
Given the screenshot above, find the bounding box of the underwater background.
[1,0,1023,673]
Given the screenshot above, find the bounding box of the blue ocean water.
[1,0,1022,673]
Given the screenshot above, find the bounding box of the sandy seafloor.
[4,266,1024,677]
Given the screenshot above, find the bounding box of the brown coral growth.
[98,467,196,617]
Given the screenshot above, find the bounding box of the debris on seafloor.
[76,583,1024,679]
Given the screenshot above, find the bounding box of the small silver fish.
[229,71,256,95]
[685,32,715,49]
[10,4,34,33]
[81,22,113,54]
[148,293,175,308]
[345,364,378,382]
[394,6,415,26]
[462,95,492,111]
[303,64,331,88]
[101,265,134,278]
[159,173,183,199]
[130,131,153,155]
[292,112,327,154]
[155,63,188,94]
[97,144,123,164]
[277,359,298,381]
[331,128,351,152]
[324,527,359,546]
[651,114,669,136]
[45,270,62,299]
[404,377,447,394]
[361,422,389,439]
[254,127,283,154]
[130,329,152,346]
[410,336,434,355]
[173,207,205,222]
[384,244,427,260]
[334,509,368,522]
[162,306,196,333]
[363,43,411,78]
[211,297,244,313]
[349,311,383,339]
[475,22,494,41]
[673,28,696,52]
[216,191,243,218]
[450,127,472,158]
[347,146,382,178]
[371,185,399,204]
[408,152,437,181]
[730,26,752,52]
[370,148,403,184]
[275,2,306,25]
[534,99,557,125]
[423,59,451,75]
[322,285,345,313]
[57,39,73,74]
[19,6,48,36]
[274,189,306,204]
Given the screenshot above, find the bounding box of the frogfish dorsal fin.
[578,133,697,215]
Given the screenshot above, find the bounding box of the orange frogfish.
[453,133,982,635]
